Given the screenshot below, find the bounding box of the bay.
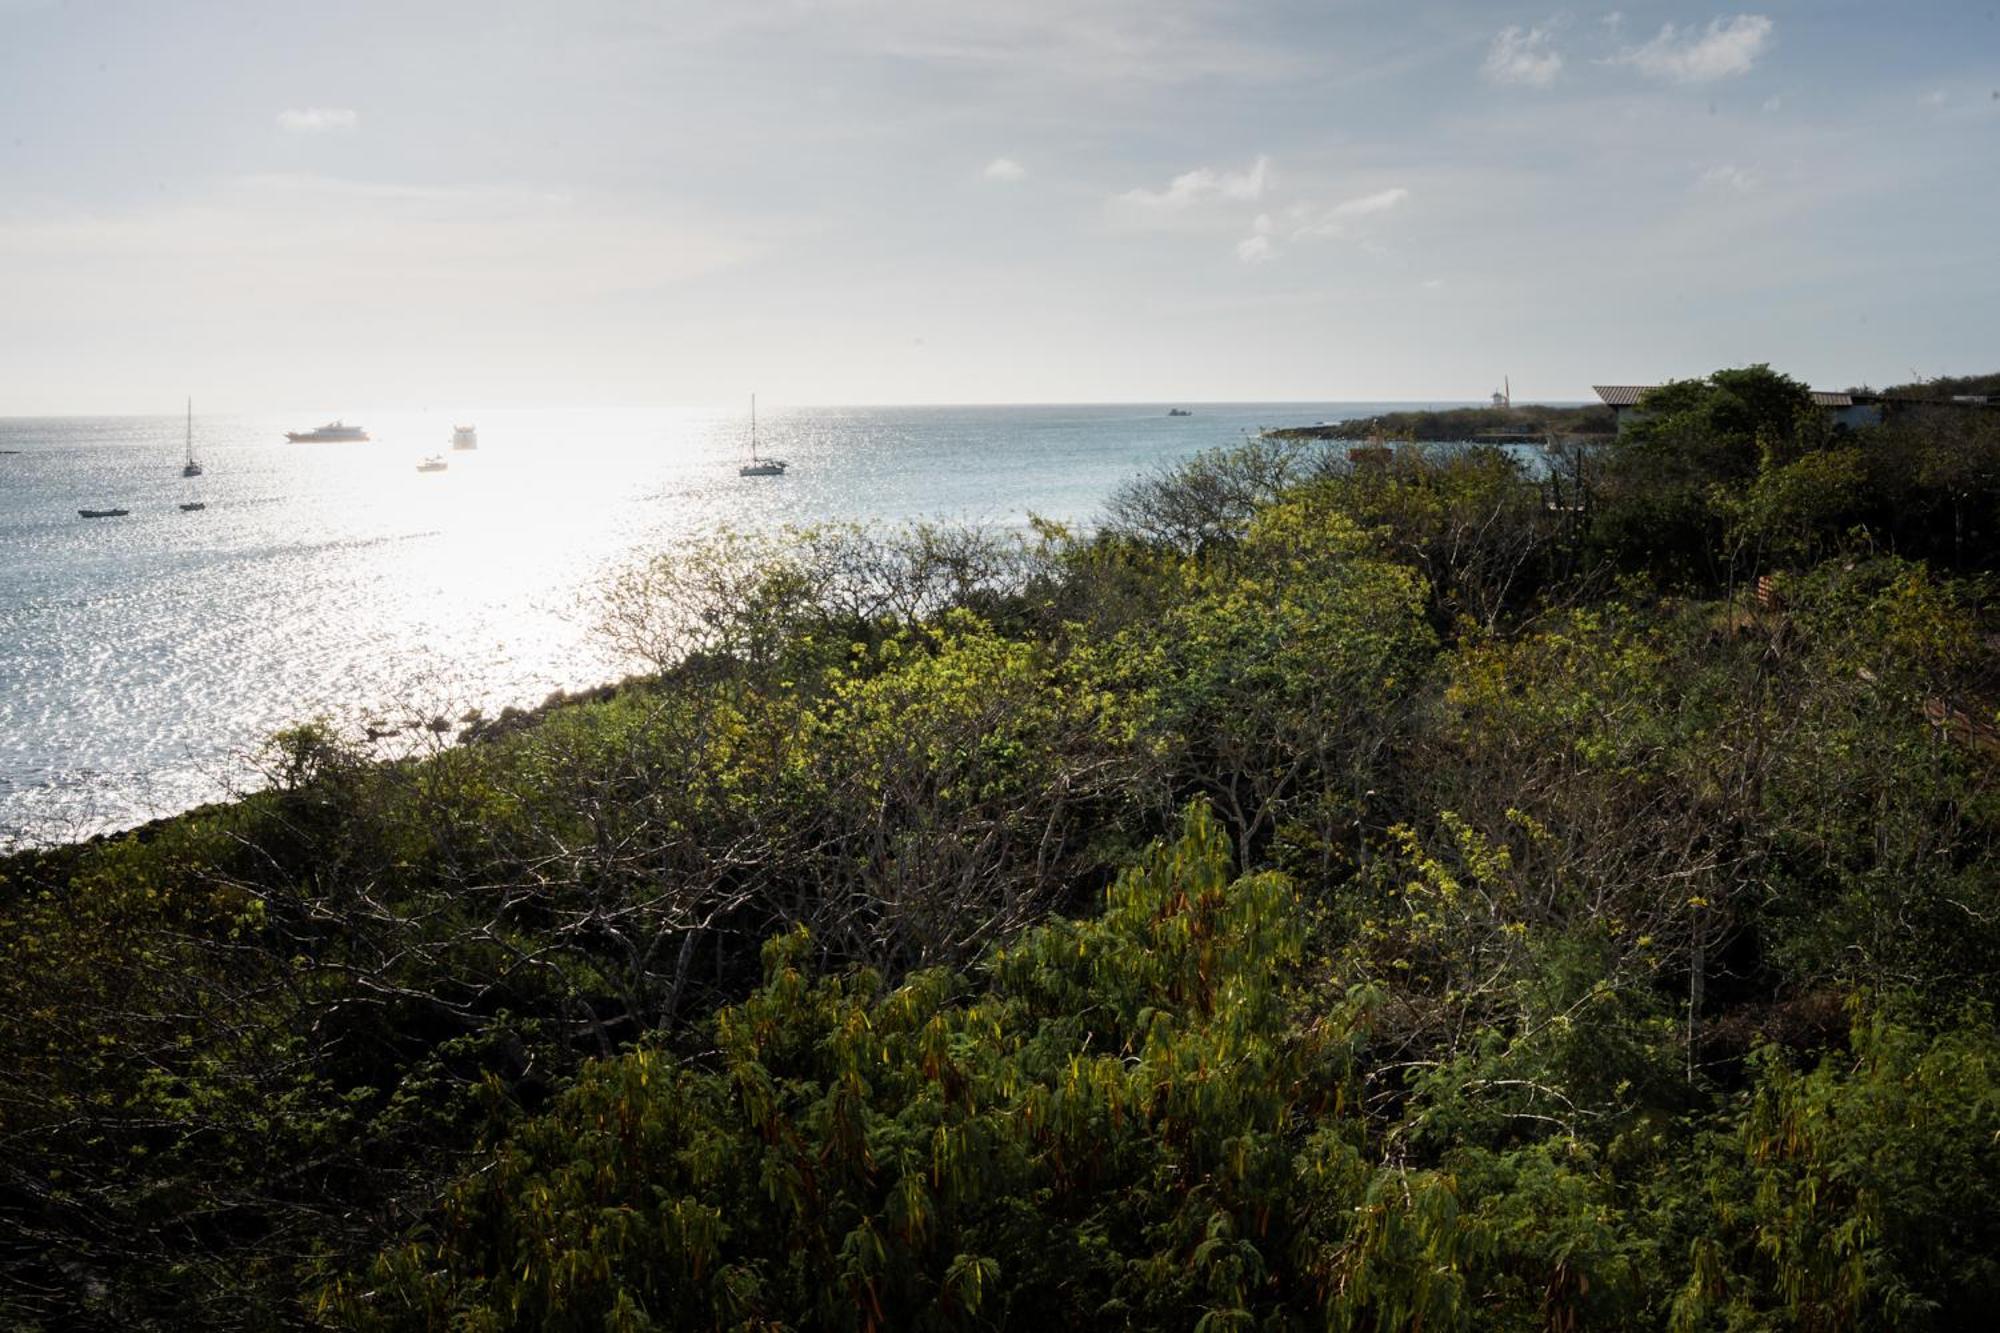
[0,402,1434,844]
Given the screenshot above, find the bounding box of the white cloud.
[1328,187,1410,220]
[1763,93,1783,111]
[1611,15,1773,83]
[1282,186,1412,239]
[1232,187,1409,261]
[1697,163,1760,192]
[1236,233,1274,264]
[1924,90,1950,107]
[0,174,757,310]
[983,156,1027,182]
[278,107,359,133]
[1483,25,1563,87]
[1420,277,1446,290]
[1114,155,1270,217]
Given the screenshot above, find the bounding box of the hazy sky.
[2,0,1995,411]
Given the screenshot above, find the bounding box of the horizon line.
[0,396,1599,420]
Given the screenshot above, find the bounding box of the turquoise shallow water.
[0,401,1440,844]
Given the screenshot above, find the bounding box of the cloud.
[1233,186,1410,261]
[1611,15,1773,83]
[278,107,359,133]
[0,174,758,312]
[1327,187,1410,220]
[1114,155,1270,218]
[1483,25,1563,87]
[1696,163,1760,193]
[1281,187,1412,239]
[1924,90,1950,107]
[983,156,1027,182]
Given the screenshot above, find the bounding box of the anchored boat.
[738,394,787,476]
[286,420,370,442]
[180,398,203,476]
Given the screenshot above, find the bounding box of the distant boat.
[286,420,370,442]
[178,502,207,512]
[1167,408,1193,417]
[416,454,448,473]
[451,424,478,451]
[180,398,203,476]
[78,508,130,519]
[738,393,787,476]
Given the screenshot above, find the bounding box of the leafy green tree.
[1674,1006,2000,1332]
[1138,493,1436,862]
[332,807,1651,1332]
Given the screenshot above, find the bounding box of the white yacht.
[451,424,478,451]
[416,454,448,473]
[286,420,371,442]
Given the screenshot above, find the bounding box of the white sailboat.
[180,398,202,477]
[738,393,787,476]
[178,398,207,510]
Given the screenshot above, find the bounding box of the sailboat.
[180,398,203,477]
[178,399,207,510]
[738,393,787,476]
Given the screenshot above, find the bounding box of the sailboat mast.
[186,397,192,463]
[750,393,758,462]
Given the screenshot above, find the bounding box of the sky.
[1,0,1996,411]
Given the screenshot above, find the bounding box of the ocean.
[0,402,1430,846]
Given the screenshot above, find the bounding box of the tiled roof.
[1595,385,1855,408]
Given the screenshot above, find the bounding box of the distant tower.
[1491,376,1512,409]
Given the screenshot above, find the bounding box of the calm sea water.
[0,402,1431,845]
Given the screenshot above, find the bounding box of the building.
[1592,385,1885,434]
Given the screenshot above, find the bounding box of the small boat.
[738,394,787,476]
[79,508,130,519]
[180,398,203,476]
[416,454,448,473]
[179,502,207,512]
[286,420,370,442]
[1167,407,1193,417]
[451,424,478,451]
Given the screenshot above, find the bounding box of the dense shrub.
[4,366,1999,1327]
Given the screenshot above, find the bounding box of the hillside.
[1265,401,1616,442]
[5,365,2000,1330]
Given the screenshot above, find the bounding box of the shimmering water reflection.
[0,402,1411,843]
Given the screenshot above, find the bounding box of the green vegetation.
[4,366,2000,1329]
[1263,401,1616,444]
